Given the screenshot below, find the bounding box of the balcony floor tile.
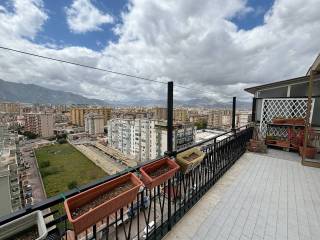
[164,150,320,240]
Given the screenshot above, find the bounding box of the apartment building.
[0,126,22,216]
[107,119,196,162]
[0,102,20,113]
[84,113,105,135]
[207,109,233,130]
[173,109,189,122]
[236,111,252,128]
[150,107,167,120]
[71,107,112,127]
[24,113,54,138]
[189,114,208,124]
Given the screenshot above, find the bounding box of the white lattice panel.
[260,98,315,136]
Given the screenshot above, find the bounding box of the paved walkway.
[164,151,320,240]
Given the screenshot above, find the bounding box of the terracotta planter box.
[299,146,317,159]
[285,118,305,125]
[0,210,47,240]
[140,157,180,189]
[64,173,143,235]
[272,118,286,124]
[176,147,205,174]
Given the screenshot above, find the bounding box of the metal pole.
[302,70,314,163]
[167,81,173,154]
[167,81,173,231]
[251,97,256,122]
[232,97,236,131]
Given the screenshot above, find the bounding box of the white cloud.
[0,0,319,104]
[0,0,48,39]
[65,0,114,34]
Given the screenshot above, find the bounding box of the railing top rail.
[0,124,253,225]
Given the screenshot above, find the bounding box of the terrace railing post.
[167,81,173,155]
[232,97,236,132]
[251,97,256,122]
[167,81,173,231]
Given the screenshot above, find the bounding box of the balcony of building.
[164,148,320,240]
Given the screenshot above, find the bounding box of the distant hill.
[0,79,106,105]
[0,79,251,108]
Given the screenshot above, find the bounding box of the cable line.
[0,46,214,94]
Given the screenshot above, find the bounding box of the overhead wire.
[0,46,214,94]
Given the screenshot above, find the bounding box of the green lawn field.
[35,143,107,197]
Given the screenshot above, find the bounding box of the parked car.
[24,191,32,198]
[24,184,32,191]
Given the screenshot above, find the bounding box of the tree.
[57,138,67,144]
[68,181,78,190]
[23,131,38,139]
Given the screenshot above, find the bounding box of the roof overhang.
[307,54,320,75]
[244,75,320,94]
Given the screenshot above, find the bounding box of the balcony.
[164,149,320,240]
[1,125,318,240]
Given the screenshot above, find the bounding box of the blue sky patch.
[232,0,274,30]
[34,0,128,51]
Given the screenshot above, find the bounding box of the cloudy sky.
[0,0,319,104]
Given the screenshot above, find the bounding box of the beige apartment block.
[0,102,20,113]
[24,113,54,138]
[71,107,112,126]
[173,108,189,122]
[84,113,105,135]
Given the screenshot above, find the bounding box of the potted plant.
[64,172,143,235]
[298,128,317,159]
[0,210,48,240]
[176,147,205,174]
[140,157,180,189]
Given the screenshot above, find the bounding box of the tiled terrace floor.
[164,149,320,240]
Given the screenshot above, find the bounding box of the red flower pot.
[140,157,180,189]
[64,173,142,235]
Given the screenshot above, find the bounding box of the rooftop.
[164,149,320,240]
[0,174,12,217]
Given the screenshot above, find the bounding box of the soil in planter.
[182,153,199,162]
[71,181,134,219]
[149,164,170,178]
[5,225,38,240]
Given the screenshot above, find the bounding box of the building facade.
[207,109,232,130]
[173,109,189,122]
[71,107,112,127]
[0,102,20,113]
[24,113,54,138]
[84,113,105,135]
[107,119,196,162]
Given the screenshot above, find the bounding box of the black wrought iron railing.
[0,125,253,240]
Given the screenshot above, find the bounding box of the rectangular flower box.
[64,173,143,235]
[140,157,180,189]
[0,210,47,240]
[176,147,205,174]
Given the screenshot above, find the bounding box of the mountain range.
[0,79,251,108]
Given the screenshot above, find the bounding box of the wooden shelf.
[267,123,305,127]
